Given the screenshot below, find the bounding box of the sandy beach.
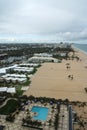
[25,50,87,101]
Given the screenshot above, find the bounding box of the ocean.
[74,44,87,54]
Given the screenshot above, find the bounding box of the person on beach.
[66,66,71,70]
[68,75,74,80]
[68,75,71,78]
[71,75,73,80]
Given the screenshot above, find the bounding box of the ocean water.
[74,44,87,54]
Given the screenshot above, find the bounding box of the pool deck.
[0,101,70,130]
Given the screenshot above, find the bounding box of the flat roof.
[0,64,18,74]
[0,87,7,92]
[20,63,39,66]
[7,88,16,93]
[2,74,26,78]
[21,86,29,91]
[0,87,16,93]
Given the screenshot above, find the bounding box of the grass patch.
[0,99,20,115]
[16,89,23,96]
[15,80,31,96]
[22,80,31,86]
[15,85,23,96]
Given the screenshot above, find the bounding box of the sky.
[0,0,87,43]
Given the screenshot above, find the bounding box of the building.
[0,53,8,60]
[34,53,52,57]
[12,67,34,73]
[0,87,16,93]
[19,63,39,67]
[28,56,58,63]
[1,74,27,84]
[0,65,18,76]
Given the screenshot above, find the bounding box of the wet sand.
[24,50,87,101]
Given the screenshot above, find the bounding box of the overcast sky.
[0,0,87,43]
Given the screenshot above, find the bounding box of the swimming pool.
[31,106,49,121]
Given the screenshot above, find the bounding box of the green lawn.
[15,80,31,96]
[0,99,20,115]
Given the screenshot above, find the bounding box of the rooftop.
[0,87,16,93]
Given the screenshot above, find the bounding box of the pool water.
[31,106,49,121]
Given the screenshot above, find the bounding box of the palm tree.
[49,119,52,129]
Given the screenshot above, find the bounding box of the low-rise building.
[0,87,16,93]
[0,65,18,76]
[1,74,27,84]
[13,66,34,73]
[28,56,58,63]
[19,63,39,67]
[34,53,52,57]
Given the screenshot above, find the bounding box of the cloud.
[0,0,87,43]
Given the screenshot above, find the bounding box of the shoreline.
[24,49,87,102]
[73,44,87,55]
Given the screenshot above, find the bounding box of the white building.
[0,87,16,93]
[7,87,16,93]
[1,74,27,84]
[19,63,39,67]
[2,74,26,78]
[0,87,7,92]
[60,53,66,57]
[28,56,58,63]
[0,64,18,75]
[34,53,52,57]
[13,67,34,73]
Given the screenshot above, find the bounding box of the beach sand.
[24,50,87,101]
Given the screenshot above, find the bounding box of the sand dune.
[24,50,87,101]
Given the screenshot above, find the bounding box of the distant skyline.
[0,0,87,44]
